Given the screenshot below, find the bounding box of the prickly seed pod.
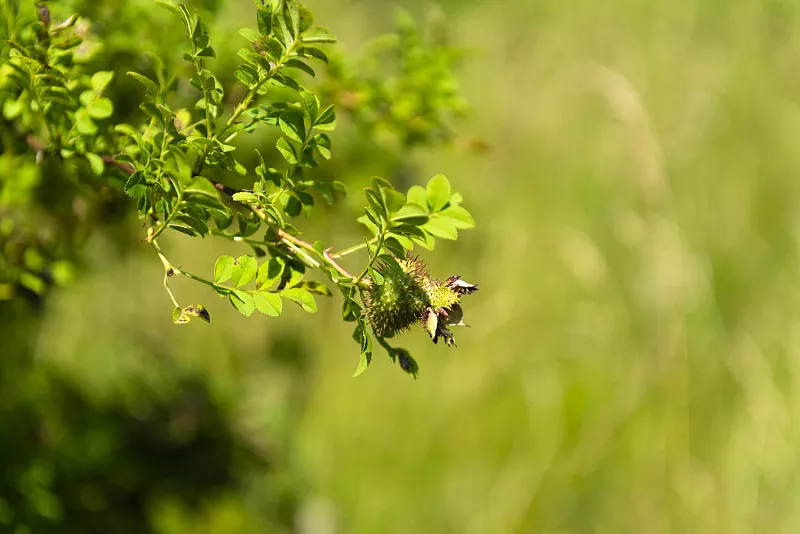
[363,255,478,345]
[363,256,430,337]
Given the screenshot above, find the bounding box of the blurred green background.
[5,0,800,532]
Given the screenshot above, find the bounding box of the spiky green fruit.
[363,257,430,337]
[363,256,478,345]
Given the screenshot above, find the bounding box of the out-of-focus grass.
[30,0,800,532]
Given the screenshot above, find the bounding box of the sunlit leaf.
[280,287,317,313]
[253,292,282,316]
[231,255,258,287]
[230,290,255,317]
[426,174,451,212]
[214,255,235,283]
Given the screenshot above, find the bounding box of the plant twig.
[151,239,180,307]
[331,237,377,258]
[277,228,354,280]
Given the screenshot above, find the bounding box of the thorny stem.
[331,237,378,258]
[324,248,351,276]
[282,236,320,268]
[276,227,355,280]
[210,229,263,247]
[234,198,354,280]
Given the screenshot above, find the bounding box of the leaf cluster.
[0,0,475,377]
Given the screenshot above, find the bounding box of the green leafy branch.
[0,0,476,377]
